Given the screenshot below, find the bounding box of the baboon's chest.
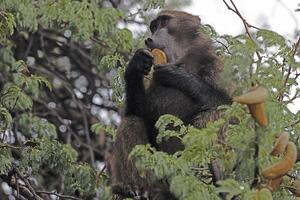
[147,85,199,123]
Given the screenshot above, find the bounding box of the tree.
[0,0,300,200]
[0,0,192,199]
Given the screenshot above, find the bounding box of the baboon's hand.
[128,48,154,75]
[153,64,178,80]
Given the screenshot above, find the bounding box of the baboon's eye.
[159,16,170,28]
[150,20,158,33]
[150,16,171,33]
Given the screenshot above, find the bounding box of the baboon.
[109,10,231,199]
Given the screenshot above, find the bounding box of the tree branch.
[251,124,260,188]
[36,191,82,200]
[221,0,262,67]
[0,143,20,149]
[278,33,300,101]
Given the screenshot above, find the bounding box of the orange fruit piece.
[151,49,167,65]
[262,142,297,179]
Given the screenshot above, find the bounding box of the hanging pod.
[233,86,268,104]
[270,132,289,156]
[248,103,268,126]
[233,86,268,126]
[266,177,283,192]
[261,142,297,179]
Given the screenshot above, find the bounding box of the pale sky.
[184,0,299,39]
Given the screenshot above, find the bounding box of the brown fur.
[110,116,150,198]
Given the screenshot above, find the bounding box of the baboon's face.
[145,14,181,63]
[145,11,201,64]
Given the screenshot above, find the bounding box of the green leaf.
[115,28,133,52]
[144,0,165,9]
[256,29,286,48]
[129,144,189,181]
[155,114,186,143]
[199,24,218,38]
[216,179,248,200]
[11,61,52,93]
[21,137,78,173]
[99,53,125,71]
[91,123,116,139]
[0,147,12,174]
[1,84,33,111]
[170,175,219,200]
[66,164,97,196]
[0,106,12,130]
[11,60,27,72]
[180,119,224,165]
[0,11,16,44]
[31,75,52,91]
[18,113,57,138]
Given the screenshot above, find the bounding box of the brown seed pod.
[266,177,283,192]
[270,132,289,156]
[234,86,268,126]
[261,142,297,179]
[144,49,167,89]
[233,86,268,104]
[247,103,268,126]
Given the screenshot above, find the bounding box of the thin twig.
[14,166,43,200]
[221,0,262,67]
[1,174,36,200]
[278,33,300,101]
[292,33,300,57]
[285,119,300,128]
[215,39,232,55]
[16,174,20,199]
[0,143,20,149]
[99,164,107,176]
[81,106,95,165]
[36,191,82,200]
[24,34,34,59]
[286,173,299,180]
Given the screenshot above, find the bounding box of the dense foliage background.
[0,0,300,199]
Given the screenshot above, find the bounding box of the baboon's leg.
[109,116,150,197]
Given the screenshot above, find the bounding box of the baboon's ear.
[180,15,201,33]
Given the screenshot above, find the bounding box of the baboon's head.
[145,10,201,64]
